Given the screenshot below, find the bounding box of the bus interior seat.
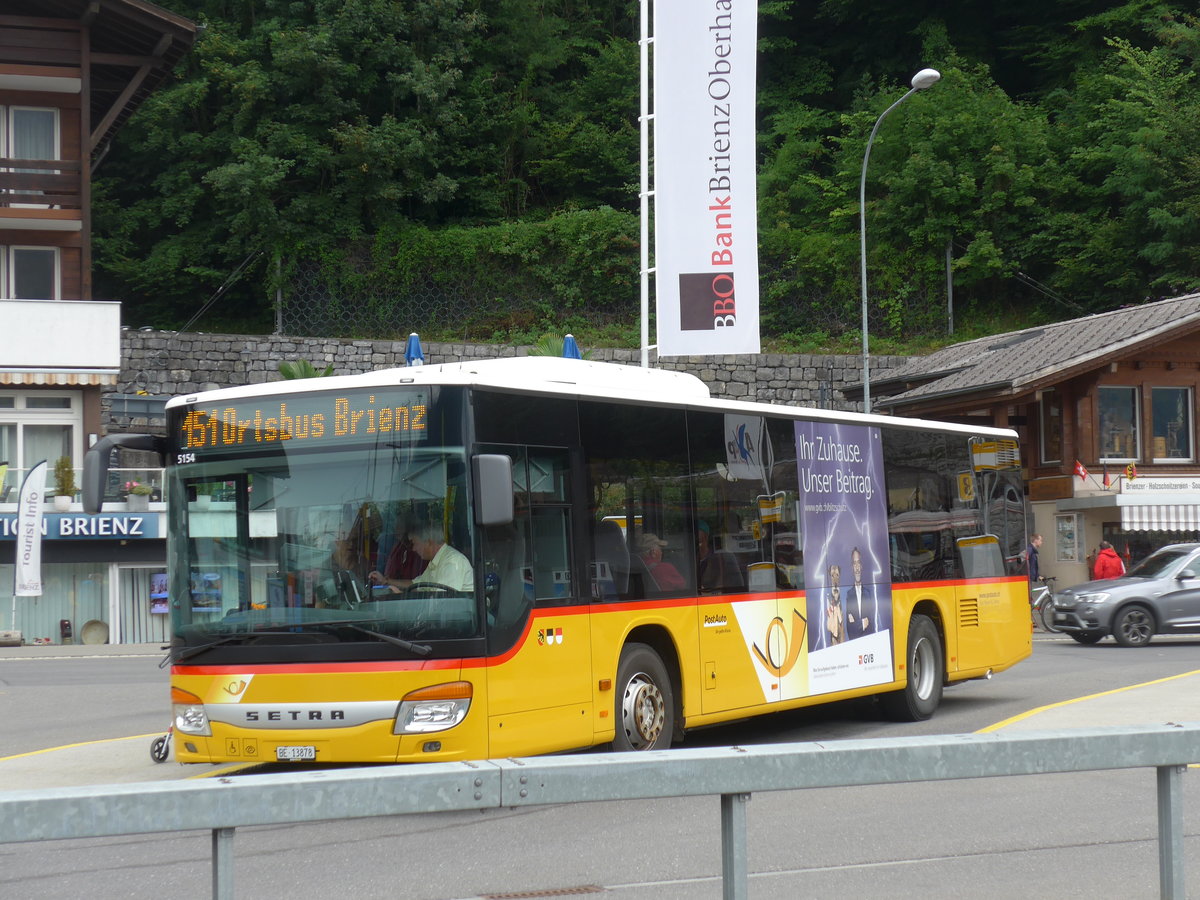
[592,520,630,596]
[713,551,746,590]
[627,557,650,597]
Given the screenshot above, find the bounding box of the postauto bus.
[84,357,1030,764]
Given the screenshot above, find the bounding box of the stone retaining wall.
[108,330,910,431]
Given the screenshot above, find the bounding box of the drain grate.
[481,887,606,899]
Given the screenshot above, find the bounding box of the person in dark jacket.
[1026,534,1042,584]
[1092,540,1126,580]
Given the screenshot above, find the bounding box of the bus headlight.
[172,686,212,736]
[395,681,473,734]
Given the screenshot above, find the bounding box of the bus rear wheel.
[881,614,943,722]
[613,643,674,751]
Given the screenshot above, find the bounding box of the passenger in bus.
[696,520,736,592]
[845,547,875,635]
[636,532,686,591]
[374,521,474,593]
[696,521,715,586]
[368,517,429,590]
[825,563,845,645]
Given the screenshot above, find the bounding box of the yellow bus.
[85,357,1030,764]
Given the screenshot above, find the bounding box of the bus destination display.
[174,390,430,456]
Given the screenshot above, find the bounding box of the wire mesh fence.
[279,258,641,340]
[279,256,955,343]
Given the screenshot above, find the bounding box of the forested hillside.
[94,1,1200,349]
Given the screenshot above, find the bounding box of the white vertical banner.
[653,0,759,357]
[15,460,48,597]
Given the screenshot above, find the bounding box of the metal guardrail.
[1,724,1196,900]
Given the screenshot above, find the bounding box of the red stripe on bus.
[176,658,463,676]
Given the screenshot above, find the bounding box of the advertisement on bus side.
[796,420,895,694]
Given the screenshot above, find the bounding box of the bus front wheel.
[613,643,674,751]
[881,614,943,722]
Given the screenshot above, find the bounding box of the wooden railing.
[0,158,82,210]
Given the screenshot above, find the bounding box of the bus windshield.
[164,385,479,658]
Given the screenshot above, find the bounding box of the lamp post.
[859,67,941,414]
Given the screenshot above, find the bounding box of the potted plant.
[53,456,76,512]
[125,480,153,511]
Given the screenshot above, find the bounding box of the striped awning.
[1120,504,1200,531]
[0,370,118,386]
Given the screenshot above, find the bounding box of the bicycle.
[1030,576,1059,632]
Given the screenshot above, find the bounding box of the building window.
[1039,389,1062,464]
[1098,386,1139,461]
[0,390,81,498]
[3,106,60,209]
[9,107,58,161]
[0,246,59,299]
[1151,387,1192,462]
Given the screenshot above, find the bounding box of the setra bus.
[84,357,1030,764]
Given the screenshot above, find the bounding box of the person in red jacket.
[1092,541,1126,580]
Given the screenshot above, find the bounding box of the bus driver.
[370,521,474,593]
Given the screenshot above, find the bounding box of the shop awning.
[0,370,118,386]
[1120,504,1200,531]
[1055,492,1200,532]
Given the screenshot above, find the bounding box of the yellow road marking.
[978,667,1200,736]
[0,733,162,761]
[1,734,258,778]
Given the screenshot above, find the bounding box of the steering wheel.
[403,582,457,597]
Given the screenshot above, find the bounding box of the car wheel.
[1069,633,1103,645]
[1112,605,1155,647]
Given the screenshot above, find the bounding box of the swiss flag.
[1074,460,1089,481]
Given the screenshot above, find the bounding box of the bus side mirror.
[82,433,168,514]
[472,454,514,526]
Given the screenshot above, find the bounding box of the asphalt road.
[2,634,1200,899]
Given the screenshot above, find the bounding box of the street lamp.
[859,67,941,414]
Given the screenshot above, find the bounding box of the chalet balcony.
[0,158,82,231]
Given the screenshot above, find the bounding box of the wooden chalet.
[845,294,1200,584]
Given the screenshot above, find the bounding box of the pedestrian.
[1025,533,1043,584]
[1092,540,1126,580]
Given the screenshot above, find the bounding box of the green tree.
[759,38,1062,341]
[90,0,1200,344]
[1046,21,1200,305]
[94,0,485,327]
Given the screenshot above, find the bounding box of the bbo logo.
[679,272,736,331]
[538,627,563,646]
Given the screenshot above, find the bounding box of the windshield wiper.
[274,618,433,655]
[169,621,433,664]
[168,624,358,665]
[167,633,284,666]
[345,624,432,656]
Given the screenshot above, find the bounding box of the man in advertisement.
[846,546,876,635]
